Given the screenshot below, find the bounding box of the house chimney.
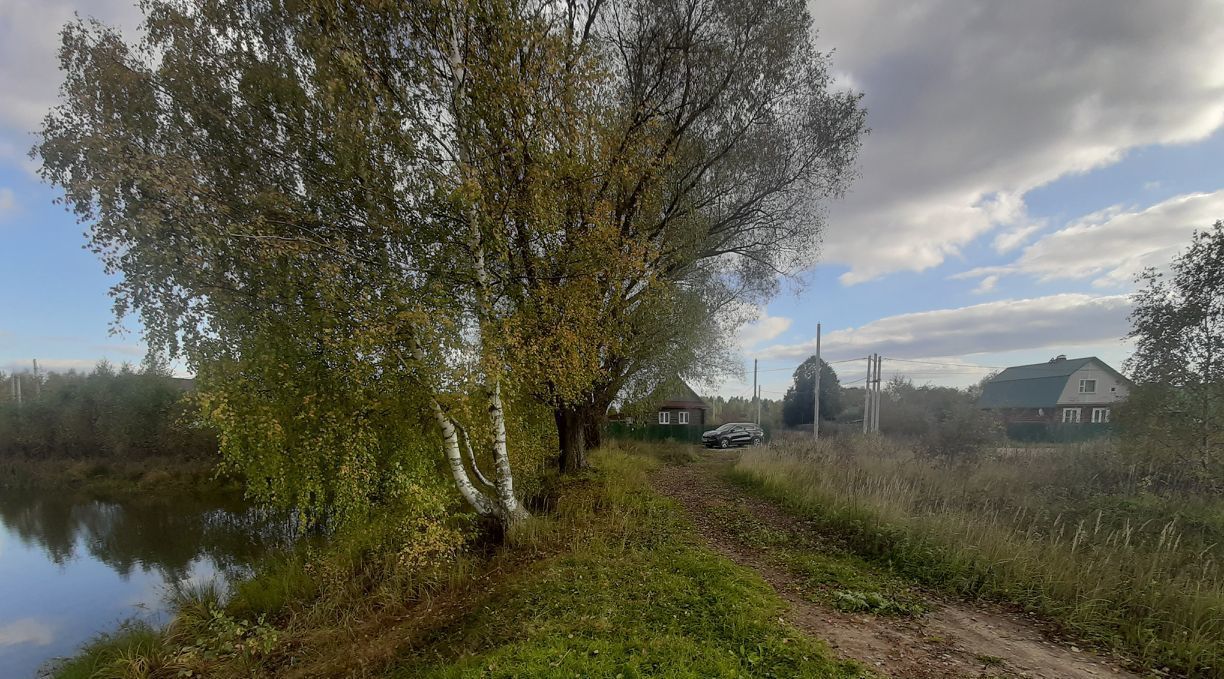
[1049,354,1066,363]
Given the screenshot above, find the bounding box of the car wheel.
[719,438,730,449]
[751,437,762,446]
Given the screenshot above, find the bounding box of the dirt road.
[651,453,1141,679]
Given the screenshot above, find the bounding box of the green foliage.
[194,345,459,527]
[703,395,784,431]
[1123,221,1224,486]
[0,363,214,459]
[877,378,1001,457]
[782,357,842,427]
[735,437,1224,675]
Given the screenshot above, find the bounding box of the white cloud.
[991,223,1042,254]
[0,617,54,647]
[735,308,793,350]
[0,0,141,165]
[972,275,998,295]
[758,293,1131,361]
[957,190,1224,289]
[813,0,1224,283]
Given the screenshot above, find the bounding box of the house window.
[1079,379,1097,394]
[1091,408,1110,423]
[1062,408,1081,423]
[678,411,689,425]
[658,411,670,425]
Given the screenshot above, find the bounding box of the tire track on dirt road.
[651,453,1140,679]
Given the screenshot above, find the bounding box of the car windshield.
[714,423,738,432]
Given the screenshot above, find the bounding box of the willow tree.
[347,0,867,471]
[462,0,867,470]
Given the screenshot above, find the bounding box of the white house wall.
[1056,362,1129,405]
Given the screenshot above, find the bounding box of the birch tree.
[38,0,540,525]
[1123,221,1224,482]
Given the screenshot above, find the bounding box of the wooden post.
[753,359,759,425]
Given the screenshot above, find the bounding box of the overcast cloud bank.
[813,0,1224,283]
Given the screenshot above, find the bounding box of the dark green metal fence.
[606,421,706,443]
[1005,422,1114,442]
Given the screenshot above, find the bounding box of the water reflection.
[0,487,290,678]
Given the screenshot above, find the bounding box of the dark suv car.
[702,422,765,448]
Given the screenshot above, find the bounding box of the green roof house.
[652,380,710,428]
[977,355,1131,424]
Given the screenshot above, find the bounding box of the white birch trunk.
[399,342,499,517]
[446,19,528,524]
[488,379,527,521]
[429,390,499,517]
[457,422,495,488]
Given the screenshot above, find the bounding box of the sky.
[1,0,1223,397]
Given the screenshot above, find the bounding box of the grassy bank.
[0,454,236,499]
[52,444,866,678]
[733,437,1224,676]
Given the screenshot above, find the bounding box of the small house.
[977,355,1131,424]
[653,380,710,428]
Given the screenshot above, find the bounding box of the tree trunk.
[584,415,603,451]
[555,406,588,473]
[488,380,529,523]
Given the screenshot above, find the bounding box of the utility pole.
[872,355,882,434]
[14,370,22,407]
[812,323,821,440]
[32,359,40,399]
[752,358,759,425]
[862,354,872,434]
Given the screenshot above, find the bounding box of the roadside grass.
[630,439,704,466]
[50,443,867,679]
[733,437,1224,676]
[392,445,865,678]
[706,497,926,618]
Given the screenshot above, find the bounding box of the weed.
[733,437,1224,675]
[975,653,1005,666]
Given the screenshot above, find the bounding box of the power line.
[881,357,1002,369]
[755,356,866,373]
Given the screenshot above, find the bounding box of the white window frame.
[658,411,670,425]
[1091,407,1110,424]
[1062,408,1081,423]
[1079,379,1097,394]
[678,411,689,425]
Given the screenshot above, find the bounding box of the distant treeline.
[0,362,216,458]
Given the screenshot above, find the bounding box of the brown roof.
[655,380,710,410]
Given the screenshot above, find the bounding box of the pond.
[0,487,293,678]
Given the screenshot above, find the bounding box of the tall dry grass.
[735,436,1224,676]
